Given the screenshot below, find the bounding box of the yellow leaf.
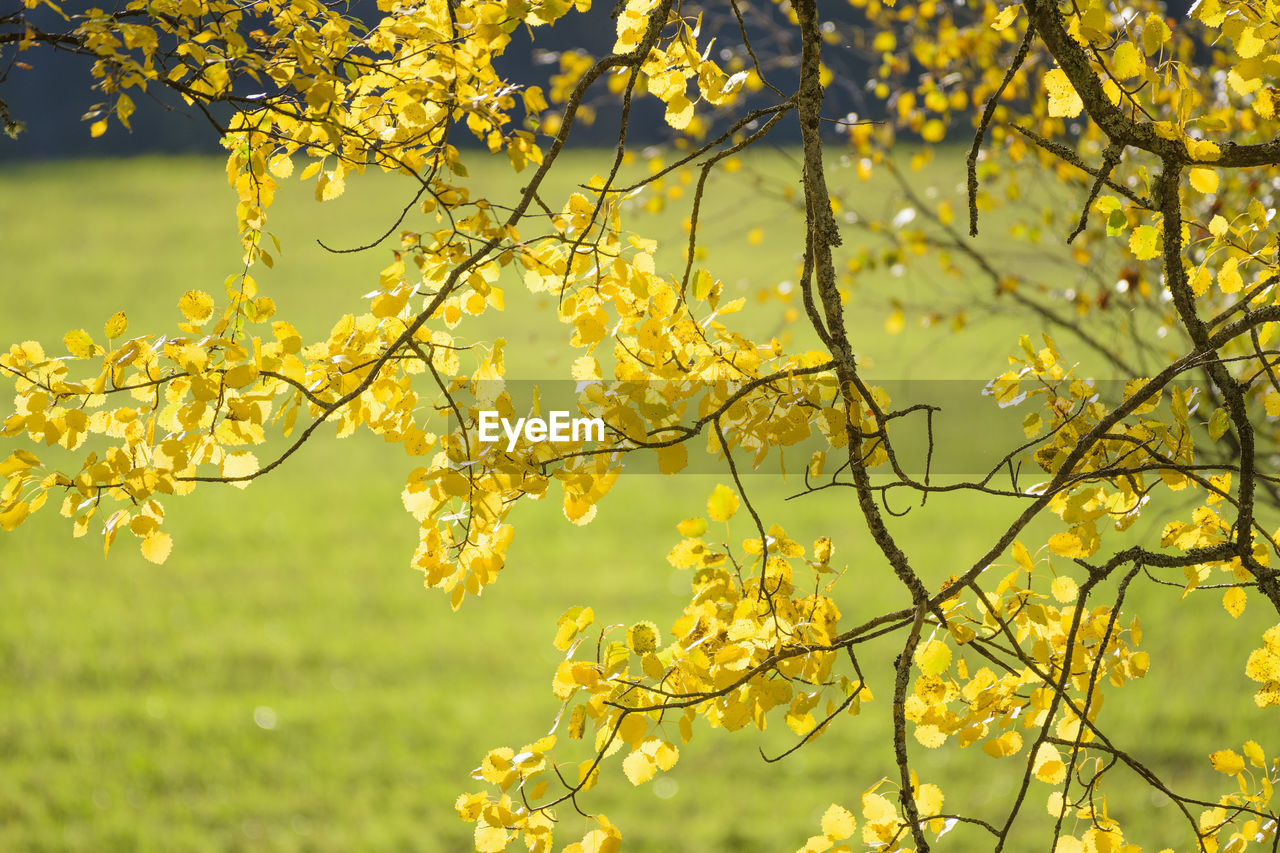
[1187,137,1221,161]
[1033,743,1066,784]
[808,451,826,478]
[1083,826,1123,853]
[921,119,945,143]
[580,827,621,853]
[63,329,97,358]
[317,170,345,201]
[553,606,594,651]
[707,485,739,521]
[1112,41,1143,79]
[222,451,259,488]
[1044,69,1083,118]
[1129,650,1149,677]
[991,6,1018,30]
[983,731,1023,758]
[821,804,857,840]
[223,364,259,388]
[1256,682,1280,708]
[1245,646,1280,683]
[915,724,946,748]
[677,517,706,537]
[268,153,294,179]
[1237,26,1264,58]
[798,836,834,853]
[667,538,705,569]
[179,290,215,323]
[1266,390,1280,417]
[1209,748,1245,775]
[141,532,173,564]
[0,500,31,532]
[915,638,951,676]
[1048,531,1085,558]
[1191,265,1211,296]
[653,740,678,771]
[915,783,944,817]
[1012,540,1033,571]
[1189,168,1218,194]
[664,93,694,130]
[474,824,510,853]
[1102,78,1121,106]
[103,311,128,339]
[1223,587,1246,618]
[1051,575,1078,603]
[1128,225,1159,260]
[622,749,655,785]
[1142,13,1169,55]
[90,119,108,138]
[861,791,897,824]
[571,355,601,380]
[1209,214,1228,237]
[1244,740,1266,768]
[656,443,687,475]
[1218,257,1242,294]
[626,621,660,653]
[813,536,833,564]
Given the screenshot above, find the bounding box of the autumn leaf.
[178,290,215,323]
[1111,41,1143,79]
[1189,168,1218,194]
[983,731,1023,758]
[1209,749,1244,775]
[63,329,97,359]
[140,532,172,564]
[915,638,951,676]
[707,485,739,521]
[103,311,128,339]
[1128,225,1159,260]
[1044,69,1083,118]
[820,803,856,840]
[990,6,1018,30]
[656,443,687,475]
[1223,587,1246,618]
[1051,575,1078,603]
[1032,743,1066,784]
[622,750,655,785]
[676,517,706,537]
[1217,257,1242,293]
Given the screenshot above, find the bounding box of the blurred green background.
[0,149,1273,851]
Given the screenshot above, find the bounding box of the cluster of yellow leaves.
[1201,739,1280,850]
[1246,625,1280,708]
[612,0,751,133]
[455,488,1150,851]
[902,541,1146,762]
[10,1,1280,850]
[796,779,948,852]
[457,486,867,851]
[989,335,1200,554]
[839,0,1280,350]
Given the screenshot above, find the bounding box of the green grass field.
[1,149,1274,851]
